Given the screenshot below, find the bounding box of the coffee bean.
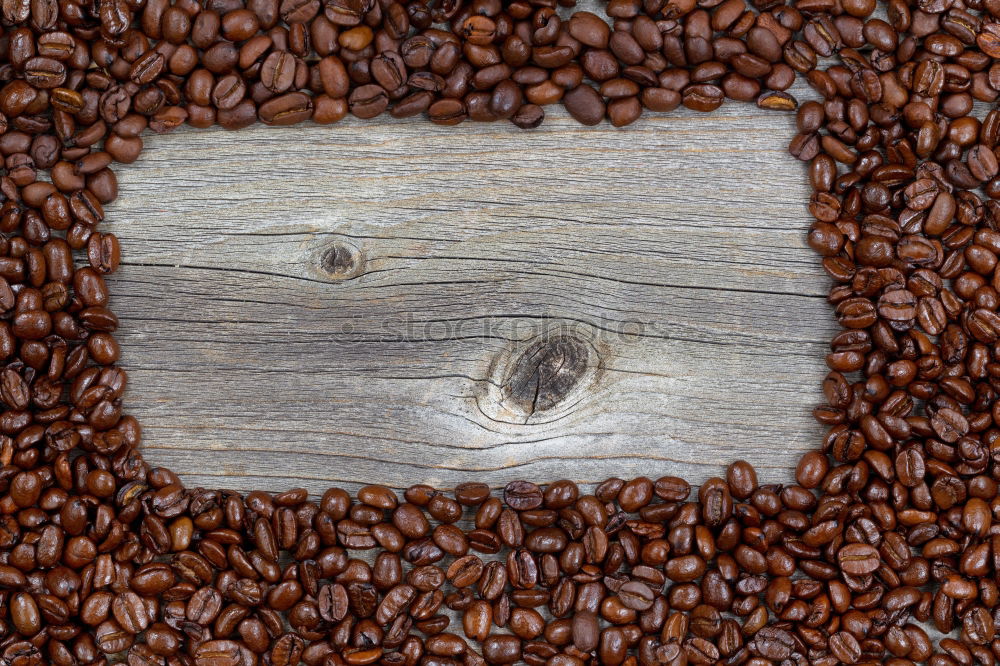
[838,543,881,575]
[95,619,133,654]
[211,74,247,110]
[482,634,521,663]
[260,51,297,93]
[751,626,796,660]
[428,99,467,125]
[571,611,599,652]
[682,84,725,112]
[194,639,250,666]
[503,480,543,510]
[829,631,863,663]
[511,104,544,129]
[618,581,655,611]
[725,460,758,499]
[258,92,313,125]
[112,591,151,634]
[562,85,605,126]
[568,12,611,48]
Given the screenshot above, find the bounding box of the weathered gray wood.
[106,79,838,496]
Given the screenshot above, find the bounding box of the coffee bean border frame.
[0,0,998,664]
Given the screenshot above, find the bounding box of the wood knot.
[506,336,589,413]
[478,332,600,425]
[319,240,364,280]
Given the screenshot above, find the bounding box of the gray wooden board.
[105,73,839,496]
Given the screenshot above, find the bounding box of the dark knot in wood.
[502,335,591,417]
[319,240,363,280]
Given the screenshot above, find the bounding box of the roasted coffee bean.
[428,99,467,125]
[683,84,725,112]
[838,543,881,575]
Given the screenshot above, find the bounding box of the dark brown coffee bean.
[838,543,880,575]
[618,581,655,611]
[562,85,605,125]
[428,98,468,125]
[569,12,610,48]
[261,51,297,93]
[682,84,724,112]
[259,92,313,125]
[210,74,247,111]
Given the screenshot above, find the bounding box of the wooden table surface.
[106,75,837,496]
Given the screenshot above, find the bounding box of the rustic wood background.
[106,73,837,496]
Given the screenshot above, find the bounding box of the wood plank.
[106,80,838,495]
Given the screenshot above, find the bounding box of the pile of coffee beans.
[4,0,1000,662]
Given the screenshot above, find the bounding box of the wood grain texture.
[106,77,838,496]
